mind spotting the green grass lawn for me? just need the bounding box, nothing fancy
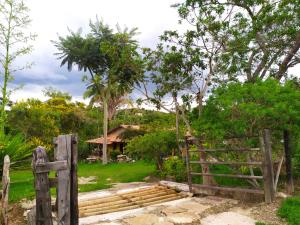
[7,161,155,203]
[278,195,300,225]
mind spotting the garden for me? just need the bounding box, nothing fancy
[1,0,300,224]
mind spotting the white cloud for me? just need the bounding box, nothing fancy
[9,0,184,102]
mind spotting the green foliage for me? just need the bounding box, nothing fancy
[173,0,300,81]
[278,196,300,225]
[0,134,31,170]
[0,0,36,134]
[161,156,186,182]
[7,95,100,158]
[193,79,300,141]
[110,150,119,161]
[125,131,177,170]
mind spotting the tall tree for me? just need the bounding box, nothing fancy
[141,40,215,185]
[173,0,300,82]
[0,0,36,134]
[54,19,144,164]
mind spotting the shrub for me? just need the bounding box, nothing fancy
[110,150,119,161]
[161,156,186,182]
[125,131,177,171]
[0,134,32,170]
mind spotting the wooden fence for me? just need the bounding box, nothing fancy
[32,134,78,225]
[185,129,278,203]
[1,155,10,225]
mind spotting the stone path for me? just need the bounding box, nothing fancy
[81,195,258,225]
[21,181,286,225]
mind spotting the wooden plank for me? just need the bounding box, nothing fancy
[274,156,284,192]
[70,134,79,225]
[190,172,263,179]
[79,186,171,207]
[1,155,10,225]
[56,135,71,225]
[80,190,177,211]
[190,161,262,166]
[81,193,179,214]
[185,136,192,192]
[34,161,67,173]
[33,147,53,225]
[189,148,260,153]
[192,184,264,194]
[263,129,275,202]
[283,130,294,194]
[80,195,182,217]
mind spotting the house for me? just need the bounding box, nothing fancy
[86,125,140,158]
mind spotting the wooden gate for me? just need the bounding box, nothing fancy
[32,134,78,225]
[185,129,276,203]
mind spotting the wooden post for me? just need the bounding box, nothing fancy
[1,155,10,225]
[283,130,294,194]
[33,147,53,225]
[56,135,71,225]
[185,137,192,192]
[70,134,79,225]
[260,129,275,203]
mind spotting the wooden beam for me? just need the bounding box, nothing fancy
[1,155,10,225]
[33,147,53,225]
[34,161,67,173]
[283,130,294,194]
[189,148,260,153]
[70,134,79,225]
[56,135,71,225]
[260,129,275,203]
[190,172,263,179]
[190,161,262,166]
[193,184,264,195]
[185,136,192,192]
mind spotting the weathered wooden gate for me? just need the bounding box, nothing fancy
[32,134,78,225]
[185,129,277,203]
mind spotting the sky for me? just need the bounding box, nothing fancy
[10,0,184,103]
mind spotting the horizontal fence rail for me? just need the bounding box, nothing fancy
[190,172,263,180]
[189,161,263,166]
[185,129,275,203]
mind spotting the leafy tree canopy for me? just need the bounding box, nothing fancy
[193,79,300,141]
[169,0,300,82]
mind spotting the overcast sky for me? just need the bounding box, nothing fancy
[11,0,183,103]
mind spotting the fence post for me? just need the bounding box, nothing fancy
[1,155,10,225]
[184,136,192,192]
[56,135,71,225]
[70,134,79,225]
[260,129,275,203]
[283,130,294,194]
[33,147,53,225]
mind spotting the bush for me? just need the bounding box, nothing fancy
[77,141,92,160]
[0,134,32,170]
[161,156,186,182]
[278,196,300,225]
[110,150,119,161]
[125,131,177,171]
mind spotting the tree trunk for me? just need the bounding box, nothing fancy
[102,97,108,165]
[0,3,13,136]
[173,95,180,155]
[283,130,294,194]
[178,105,216,185]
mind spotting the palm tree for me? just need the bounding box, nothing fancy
[53,18,144,164]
